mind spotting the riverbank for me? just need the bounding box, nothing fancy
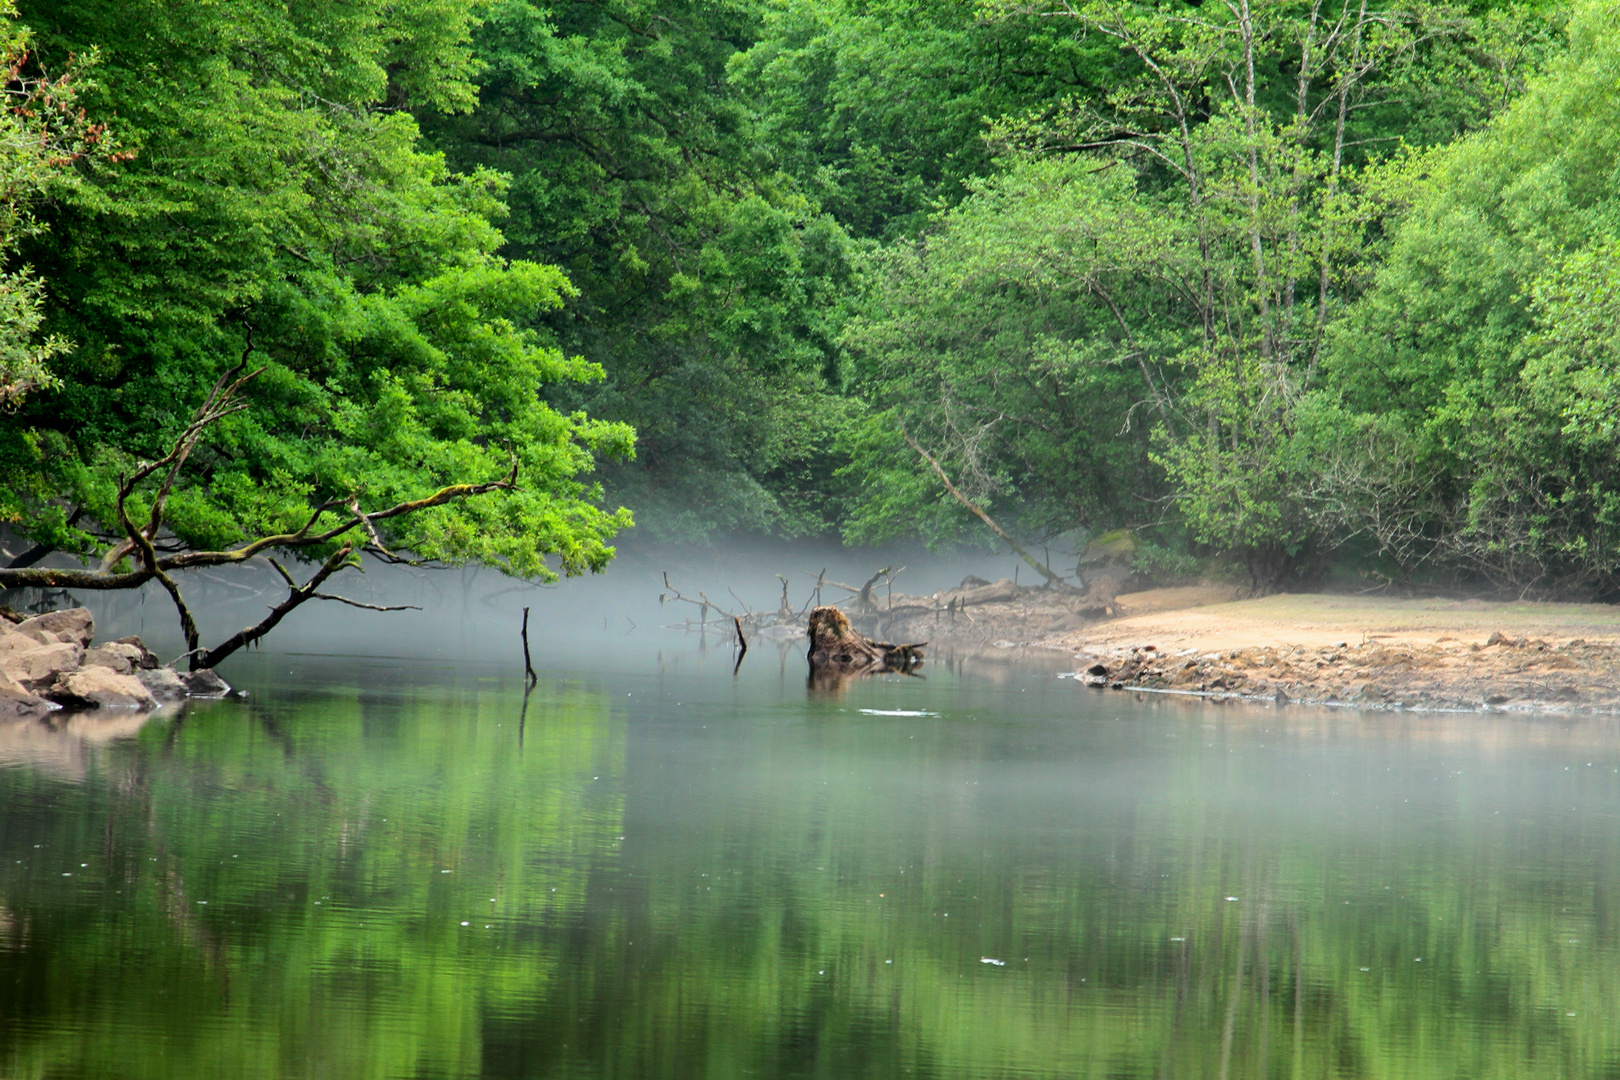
[875,585,1620,714]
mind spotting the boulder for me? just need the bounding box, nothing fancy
[15,624,60,646]
[0,682,54,717]
[82,643,143,675]
[0,627,41,655]
[182,668,232,698]
[136,666,187,701]
[21,607,94,648]
[0,642,84,687]
[113,636,162,670]
[44,667,159,711]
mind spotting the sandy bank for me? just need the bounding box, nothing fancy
[1049,592,1620,714]
[873,585,1620,714]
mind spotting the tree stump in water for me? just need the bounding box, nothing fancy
[807,605,925,677]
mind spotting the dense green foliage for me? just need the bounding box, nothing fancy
[4,0,1616,596]
[3,0,632,592]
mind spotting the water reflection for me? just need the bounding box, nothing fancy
[1,653,1618,1078]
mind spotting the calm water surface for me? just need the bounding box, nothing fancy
[2,640,1619,1078]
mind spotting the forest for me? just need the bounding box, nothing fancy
[0,0,1613,599]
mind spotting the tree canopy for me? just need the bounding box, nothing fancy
[4,0,1614,626]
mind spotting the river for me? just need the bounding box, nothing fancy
[2,581,1619,1078]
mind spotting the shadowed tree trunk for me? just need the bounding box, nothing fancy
[806,606,925,694]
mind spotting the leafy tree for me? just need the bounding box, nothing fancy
[0,0,634,664]
[0,1,119,407]
[839,160,1177,547]
[424,0,860,539]
[1324,0,1620,593]
[729,0,1124,241]
[840,0,1560,588]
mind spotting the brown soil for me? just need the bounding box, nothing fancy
[870,585,1620,714]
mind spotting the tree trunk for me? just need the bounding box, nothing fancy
[806,606,924,690]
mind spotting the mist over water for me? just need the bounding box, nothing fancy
[5,543,1620,1078]
[69,538,1041,678]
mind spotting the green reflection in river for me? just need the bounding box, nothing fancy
[0,674,624,1080]
[2,660,1619,1079]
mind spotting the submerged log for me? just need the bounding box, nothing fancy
[807,605,925,673]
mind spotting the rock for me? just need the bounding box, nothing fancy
[82,643,145,675]
[0,682,53,717]
[113,636,162,669]
[16,624,62,646]
[1485,631,1520,648]
[44,668,158,711]
[182,668,232,698]
[136,666,187,701]
[20,607,94,648]
[1078,528,1137,569]
[0,626,41,655]
[0,642,84,687]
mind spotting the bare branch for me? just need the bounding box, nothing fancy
[307,593,422,612]
[197,544,357,670]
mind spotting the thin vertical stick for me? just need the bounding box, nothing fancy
[521,606,537,687]
[732,614,747,677]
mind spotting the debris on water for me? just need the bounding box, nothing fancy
[859,709,937,717]
[1226,896,1239,901]
[981,958,1006,966]
[1170,937,1186,942]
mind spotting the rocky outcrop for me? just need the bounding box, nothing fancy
[0,607,232,713]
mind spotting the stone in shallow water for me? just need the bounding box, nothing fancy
[182,668,232,698]
[0,681,53,717]
[46,668,158,711]
[137,667,187,701]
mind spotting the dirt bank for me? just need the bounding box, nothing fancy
[873,585,1620,714]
